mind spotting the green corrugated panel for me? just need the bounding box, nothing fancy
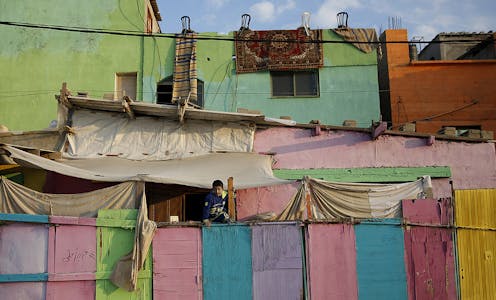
[96,209,152,300]
[274,166,451,182]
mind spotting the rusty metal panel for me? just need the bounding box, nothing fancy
[153,227,202,300]
[457,229,496,300]
[202,224,252,300]
[455,189,496,229]
[252,223,303,300]
[402,198,452,225]
[306,223,358,300]
[404,226,457,300]
[355,220,407,300]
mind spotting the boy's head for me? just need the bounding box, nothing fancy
[212,180,224,196]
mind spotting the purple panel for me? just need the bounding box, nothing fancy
[252,224,303,300]
[402,198,452,225]
[0,223,48,274]
[153,227,202,300]
[0,282,46,299]
[306,224,358,300]
[404,227,457,300]
[46,281,95,300]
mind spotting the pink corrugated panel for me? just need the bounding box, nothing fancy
[306,224,358,300]
[153,227,202,300]
[46,223,96,300]
[0,223,48,274]
[404,227,457,300]
[402,198,452,225]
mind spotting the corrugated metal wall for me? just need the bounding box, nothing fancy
[455,189,496,300]
[96,210,152,300]
[306,223,358,300]
[355,219,408,300]
[153,227,202,300]
[0,221,49,299]
[252,223,303,300]
[202,224,252,300]
[46,217,96,300]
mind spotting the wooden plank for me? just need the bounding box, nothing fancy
[227,177,235,220]
[49,216,97,226]
[274,166,451,182]
[0,273,48,282]
[0,213,49,223]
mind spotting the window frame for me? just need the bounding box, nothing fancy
[270,70,320,98]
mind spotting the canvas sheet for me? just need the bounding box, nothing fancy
[3,145,287,189]
[65,110,255,161]
[278,176,432,220]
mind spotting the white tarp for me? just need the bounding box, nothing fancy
[277,176,433,220]
[65,110,255,160]
[4,145,287,189]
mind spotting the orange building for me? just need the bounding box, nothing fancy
[378,29,496,136]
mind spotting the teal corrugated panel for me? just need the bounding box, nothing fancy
[202,224,252,300]
[355,221,407,300]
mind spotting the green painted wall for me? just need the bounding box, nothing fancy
[0,0,173,131]
[193,30,380,126]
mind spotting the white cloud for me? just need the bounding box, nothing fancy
[250,1,276,23]
[277,0,296,14]
[313,0,362,28]
[206,0,230,9]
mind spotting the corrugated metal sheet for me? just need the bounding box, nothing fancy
[402,198,452,225]
[153,227,202,300]
[202,224,252,300]
[457,229,496,300]
[252,223,303,300]
[306,223,358,300]
[355,220,407,300]
[46,222,96,300]
[455,189,496,300]
[455,189,496,228]
[96,209,152,300]
[404,227,456,300]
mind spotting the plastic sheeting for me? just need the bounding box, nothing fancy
[278,176,432,220]
[4,145,287,189]
[0,177,137,217]
[66,110,255,161]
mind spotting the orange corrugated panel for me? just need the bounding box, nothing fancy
[455,189,496,229]
[455,189,496,300]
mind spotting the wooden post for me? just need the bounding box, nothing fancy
[227,177,236,221]
[304,178,312,220]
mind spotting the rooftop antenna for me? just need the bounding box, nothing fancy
[301,12,311,36]
[239,14,251,35]
[337,12,348,28]
[181,16,193,34]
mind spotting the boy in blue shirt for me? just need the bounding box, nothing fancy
[202,180,231,225]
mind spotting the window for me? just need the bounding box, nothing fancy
[271,70,319,97]
[157,76,204,107]
[115,72,137,100]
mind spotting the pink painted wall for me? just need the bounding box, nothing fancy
[153,227,202,300]
[46,221,96,300]
[306,224,358,300]
[255,128,496,190]
[0,223,48,274]
[402,199,452,226]
[404,227,457,300]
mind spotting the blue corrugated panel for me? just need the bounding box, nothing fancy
[0,213,49,223]
[355,222,407,300]
[202,224,252,300]
[0,273,48,282]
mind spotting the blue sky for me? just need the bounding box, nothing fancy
[158,0,495,42]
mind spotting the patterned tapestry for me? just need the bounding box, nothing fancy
[235,28,323,74]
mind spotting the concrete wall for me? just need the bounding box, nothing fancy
[236,127,496,219]
[0,0,173,131]
[180,30,381,127]
[379,29,496,134]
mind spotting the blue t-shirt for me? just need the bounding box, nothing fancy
[202,190,228,220]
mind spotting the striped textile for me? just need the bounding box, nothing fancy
[172,34,197,103]
[332,28,378,53]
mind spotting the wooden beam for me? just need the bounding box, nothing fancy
[122,96,135,119]
[227,177,236,221]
